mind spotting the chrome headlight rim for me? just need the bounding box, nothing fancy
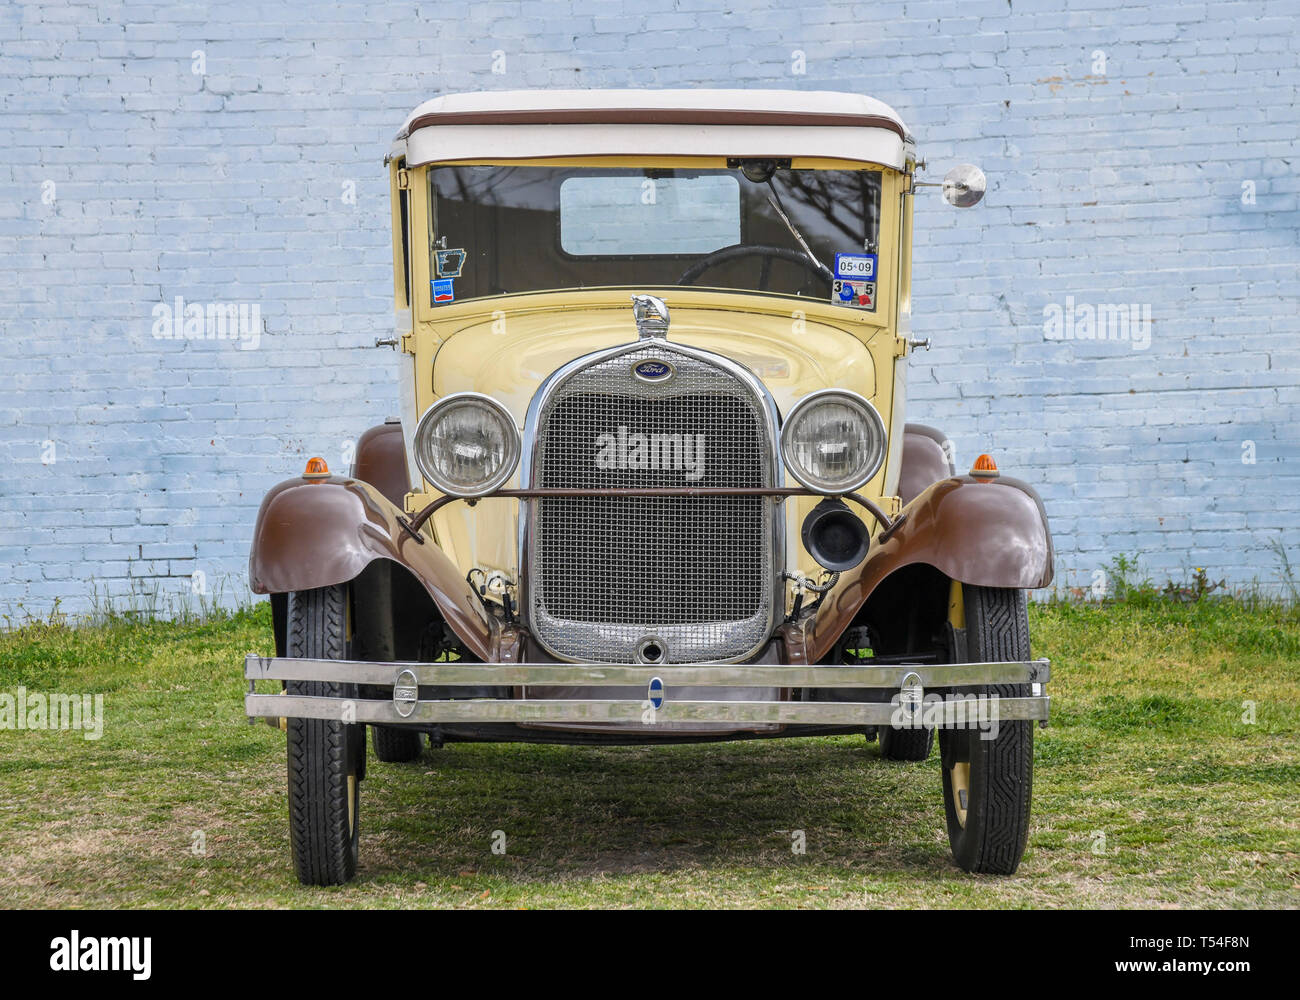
[413,391,521,498]
[780,388,888,495]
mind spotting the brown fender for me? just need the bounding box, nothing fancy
[899,423,955,506]
[351,419,412,507]
[806,474,1054,662]
[248,475,495,661]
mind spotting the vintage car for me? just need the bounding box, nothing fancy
[244,90,1054,885]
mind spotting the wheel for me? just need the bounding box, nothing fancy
[372,726,423,763]
[286,584,363,886]
[879,724,934,761]
[939,585,1034,874]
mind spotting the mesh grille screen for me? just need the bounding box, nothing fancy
[529,345,774,663]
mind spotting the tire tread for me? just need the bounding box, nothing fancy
[286,585,359,886]
[943,585,1033,875]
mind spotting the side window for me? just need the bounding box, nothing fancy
[399,187,411,306]
[898,183,913,318]
[390,160,411,309]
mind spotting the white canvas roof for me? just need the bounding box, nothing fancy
[392,89,912,171]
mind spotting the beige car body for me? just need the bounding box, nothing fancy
[385,91,918,597]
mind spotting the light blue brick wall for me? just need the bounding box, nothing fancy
[2,0,1298,616]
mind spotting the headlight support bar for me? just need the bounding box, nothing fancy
[399,486,906,543]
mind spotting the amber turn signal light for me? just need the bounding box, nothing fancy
[303,457,330,478]
[970,453,999,479]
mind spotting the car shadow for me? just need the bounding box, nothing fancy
[357,735,954,880]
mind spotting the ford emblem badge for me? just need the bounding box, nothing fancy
[632,359,674,383]
[393,668,419,718]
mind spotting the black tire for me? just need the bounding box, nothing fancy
[286,584,362,886]
[372,726,423,763]
[879,724,934,761]
[939,585,1033,874]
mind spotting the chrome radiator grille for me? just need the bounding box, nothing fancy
[528,344,775,663]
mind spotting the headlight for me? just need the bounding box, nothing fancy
[780,389,887,494]
[413,392,521,497]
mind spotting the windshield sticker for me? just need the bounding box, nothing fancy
[431,278,455,304]
[834,252,877,281]
[833,279,876,311]
[435,248,466,278]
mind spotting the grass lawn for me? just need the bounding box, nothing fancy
[1,599,1297,908]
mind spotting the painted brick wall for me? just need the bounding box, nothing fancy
[2,0,1297,617]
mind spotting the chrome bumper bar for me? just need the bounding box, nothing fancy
[244,655,1051,728]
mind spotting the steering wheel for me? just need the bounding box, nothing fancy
[677,243,832,292]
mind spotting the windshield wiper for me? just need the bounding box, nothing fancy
[766,179,834,283]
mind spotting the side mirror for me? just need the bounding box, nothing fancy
[941,164,986,207]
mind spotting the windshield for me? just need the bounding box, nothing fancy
[427,164,882,307]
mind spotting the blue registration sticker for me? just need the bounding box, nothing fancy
[431,278,455,304]
[835,253,877,280]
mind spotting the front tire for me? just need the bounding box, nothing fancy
[286,584,363,886]
[939,585,1033,875]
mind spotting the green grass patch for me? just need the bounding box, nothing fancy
[0,599,1297,908]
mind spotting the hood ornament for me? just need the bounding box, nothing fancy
[631,294,669,340]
